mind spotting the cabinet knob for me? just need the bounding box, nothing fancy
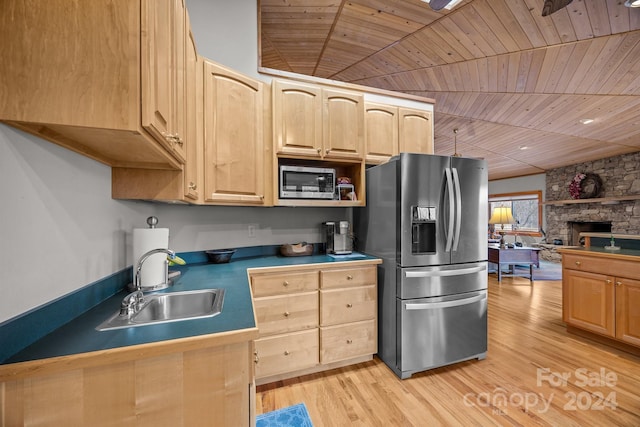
[606,280,612,284]
[616,281,622,286]
[575,261,581,266]
[346,303,353,308]
[347,275,353,280]
[346,339,353,344]
[283,281,289,287]
[283,311,290,317]
[325,148,330,154]
[284,350,290,356]
[174,135,183,146]
[316,148,321,153]
[188,182,197,190]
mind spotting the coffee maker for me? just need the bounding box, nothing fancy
[324,221,353,254]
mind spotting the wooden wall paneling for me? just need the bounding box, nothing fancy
[24,370,84,425]
[135,353,184,425]
[83,361,136,425]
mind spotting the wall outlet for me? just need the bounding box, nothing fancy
[248,224,258,238]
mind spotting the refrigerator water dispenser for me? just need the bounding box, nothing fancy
[411,206,436,254]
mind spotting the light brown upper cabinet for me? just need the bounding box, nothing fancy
[0,0,188,170]
[364,103,399,164]
[111,13,202,203]
[273,80,323,158]
[203,61,269,206]
[273,80,364,161]
[142,0,187,163]
[398,108,434,155]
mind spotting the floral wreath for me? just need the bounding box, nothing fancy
[569,173,585,199]
[569,172,602,199]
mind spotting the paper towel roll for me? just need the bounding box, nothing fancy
[132,228,169,289]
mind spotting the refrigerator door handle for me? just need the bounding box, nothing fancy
[451,167,462,251]
[444,168,455,252]
[405,292,487,310]
[404,264,487,278]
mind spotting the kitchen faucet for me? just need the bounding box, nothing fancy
[133,248,177,292]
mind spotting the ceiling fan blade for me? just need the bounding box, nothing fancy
[542,0,574,16]
[428,0,452,11]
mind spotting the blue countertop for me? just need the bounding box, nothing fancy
[2,252,379,366]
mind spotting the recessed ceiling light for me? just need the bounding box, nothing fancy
[420,0,464,10]
[625,0,640,7]
[580,119,594,124]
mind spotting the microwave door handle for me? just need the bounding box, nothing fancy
[405,292,486,310]
[451,167,462,251]
[444,168,455,252]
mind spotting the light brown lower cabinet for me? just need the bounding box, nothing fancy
[250,261,379,385]
[561,251,640,349]
[0,333,257,426]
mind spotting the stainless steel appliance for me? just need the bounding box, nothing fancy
[324,221,353,254]
[279,165,335,199]
[354,153,488,379]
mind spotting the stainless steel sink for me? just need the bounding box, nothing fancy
[97,289,225,331]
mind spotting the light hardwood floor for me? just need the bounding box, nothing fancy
[256,275,640,426]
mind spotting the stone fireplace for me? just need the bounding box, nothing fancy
[544,152,640,246]
[567,221,611,246]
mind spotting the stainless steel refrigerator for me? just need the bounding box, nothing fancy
[354,153,488,379]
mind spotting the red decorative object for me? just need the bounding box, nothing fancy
[569,173,586,199]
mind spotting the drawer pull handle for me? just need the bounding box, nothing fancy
[283,281,289,287]
[347,275,353,280]
[606,280,612,284]
[346,339,353,344]
[346,303,353,308]
[616,281,622,286]
[284,350,290,356]
[575,261,581,266]
[284,311,290,317]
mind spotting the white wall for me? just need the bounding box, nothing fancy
[0,125,153,322]
[187,0,259,78]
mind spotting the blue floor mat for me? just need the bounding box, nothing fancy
[256,403,313,427]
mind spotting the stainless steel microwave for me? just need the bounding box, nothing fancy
[279,165,336,199]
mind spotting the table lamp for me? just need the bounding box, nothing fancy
[489,207,516,249]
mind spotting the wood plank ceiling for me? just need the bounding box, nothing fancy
[260,0,640,180]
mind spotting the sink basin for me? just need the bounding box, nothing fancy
[97,289,225,331]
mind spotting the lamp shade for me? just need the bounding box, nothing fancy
[489,207,516,225]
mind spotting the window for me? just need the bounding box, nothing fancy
[489,191,542,236]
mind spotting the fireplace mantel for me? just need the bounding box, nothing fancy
[542,195,640,206]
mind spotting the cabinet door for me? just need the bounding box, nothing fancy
[563,269,615,337]
[203,61,265,205]
[273,80,323,157]
[365,103,398,164]
[172,0,187,162]
[399,108,433,154]
[183,24,200,201]
[615,277,640,347]
[141,0,182,160]
[323,88,364,160]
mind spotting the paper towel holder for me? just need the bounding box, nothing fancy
[147,216,158,229]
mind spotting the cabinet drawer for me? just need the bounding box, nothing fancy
[254,329,319,379]
[321,266,376,289]
[251,270,319,297]
[320,285,376,326]
[563,253,640,277]
[320,320,376,364]
[254,292,318,337]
